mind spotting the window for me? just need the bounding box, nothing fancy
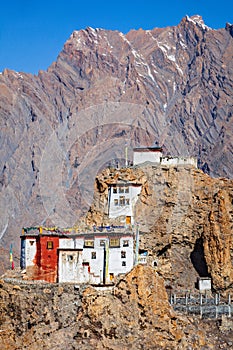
[121,251,126,258]
[113,187,117,194]
[47,241,53,249]
[125,198,130,205]
[67,255,73,262]
[84,240,94,248]
[100,240,106,246]
[122,261,126,266]
[125,187,129,193]
[29,240,35,246]
[114,199,118,206]
[109,238,120,248]
[91,252,96,259]
[119,187,124,193]
[123,240,129,247]
[119,196,125,206]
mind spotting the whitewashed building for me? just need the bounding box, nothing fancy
[133,146,197,168]
[20,227,134,284]
[108,183,142,223]
[133,146,163,165]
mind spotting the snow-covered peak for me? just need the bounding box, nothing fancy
[186,15,211,30]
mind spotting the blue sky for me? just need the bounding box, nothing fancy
[0,0,232,74]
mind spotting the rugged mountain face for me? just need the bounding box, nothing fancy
[0,15,233,269]
[86,165,233,293]
[1,265,233,349]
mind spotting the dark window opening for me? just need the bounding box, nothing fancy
[119,196,125,206]
[123,240,129,247]
[68,255,73,262]
[122,261,126,266]
[119,187,124,193]
[121,251,126,258]
[91,252,96,259]
[113,187,117,194]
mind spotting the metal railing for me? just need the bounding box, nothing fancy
[169,292,232,319]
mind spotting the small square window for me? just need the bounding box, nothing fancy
[123,240,129,247]
[100,240,105,246]
[125,187,129,193]
[67,255,73,262]
[47,241,53,249]
[114,199,118,206]
[119,187,124,193]
[91,252,96,259]
[113,187,117,194]
[122,261,126,266]
[29,240,35,246]
[125,198,130,205]
[121,251,126,258]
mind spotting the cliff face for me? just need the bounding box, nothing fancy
[0,15,233,269]
[1,265,230,349]
[86,165,233,293]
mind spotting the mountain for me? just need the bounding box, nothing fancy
[0,15,233,269]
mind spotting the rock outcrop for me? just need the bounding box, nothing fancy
[86,165,233,293]
[1,265,232,349]
[0,15,233,272]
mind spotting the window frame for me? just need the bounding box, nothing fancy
[47,241,53,249]
[91,252,96,259]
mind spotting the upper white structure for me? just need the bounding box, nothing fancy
[108,183,142,222]
[133,146,163,165]
[133,146,197,168]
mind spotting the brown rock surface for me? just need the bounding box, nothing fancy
[86,165,233,293]
[2,265,232,349]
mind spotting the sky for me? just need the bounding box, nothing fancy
[0,0,232,74]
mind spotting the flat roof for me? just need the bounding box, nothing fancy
[133,146,163,152]
[21,231,134,239]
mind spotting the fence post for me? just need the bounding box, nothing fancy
[228,294,231,305]
[215,306,218,319]
[173,293,176,305]
[228,305,231,318]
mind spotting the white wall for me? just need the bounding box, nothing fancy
[161,156,197,167]
[108,184,141,220]
[25,238,37,266]
[108,237,134,278]
[58,235,134,284]
[133,151,162,165]
[58,250,83,283]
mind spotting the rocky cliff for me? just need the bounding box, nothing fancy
[1,265,232,349]
[86,164,233,293]
[0,15,233,270]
